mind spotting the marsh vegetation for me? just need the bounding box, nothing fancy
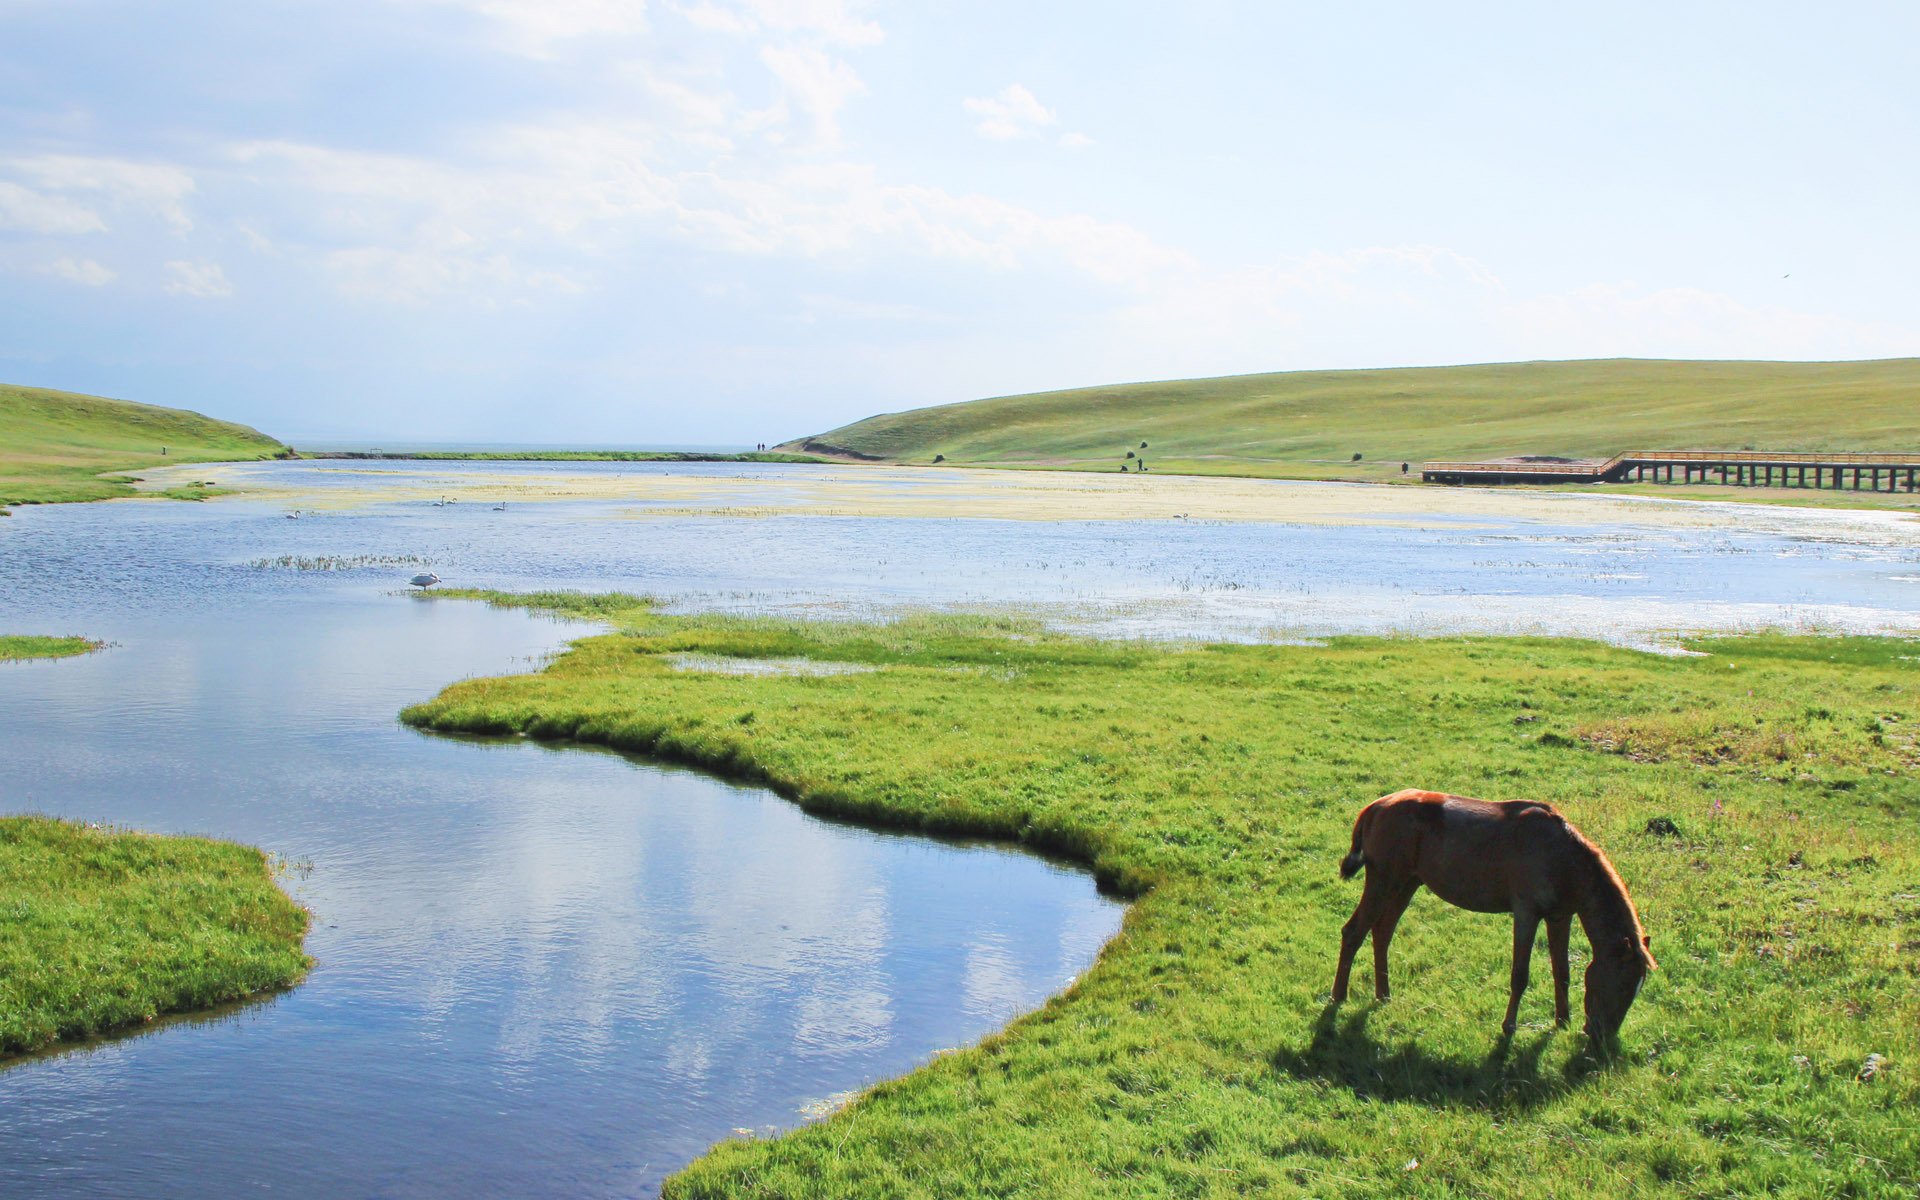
[406,591,1917,1197]
[0,816,311,1057]
[0,634,100,661]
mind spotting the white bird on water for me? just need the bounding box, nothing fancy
[409,572,441,589]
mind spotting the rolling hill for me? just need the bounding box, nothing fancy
[0,383,290,506]
[785,358,1920,482]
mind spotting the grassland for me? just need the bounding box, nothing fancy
[0,816,311,1057]
[0,382,290,508]
[403,591,1918,1198]
[787,358,1920,487]
[0,634,101,661]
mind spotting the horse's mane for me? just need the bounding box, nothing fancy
[1568,823,1654,966]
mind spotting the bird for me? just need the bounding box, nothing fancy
[492,501,507,511]
[284,510,301,519]
[409,572,441,589]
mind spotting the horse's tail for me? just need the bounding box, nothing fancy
[1339,802,1374,880]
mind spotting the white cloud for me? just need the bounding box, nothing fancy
[677,0,881,46]
[38,256,115,286]
[0,179,105,234]
[217,112,1188,303]
[7,155,196,234]
[963,84,1055,141]
[407,0,651,56]
[1057,131,1094,150]
[165,259,232,298]
[756,45,864,144]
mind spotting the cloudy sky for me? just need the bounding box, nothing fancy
[2,1,1915,443]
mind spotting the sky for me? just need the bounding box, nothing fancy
[1,0,1916,444]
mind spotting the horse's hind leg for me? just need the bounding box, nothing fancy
[1333,871,1392,1003]
[1503,910,1542,1034]
[1546,915,1572,1027]
[1369,880,1418,1001]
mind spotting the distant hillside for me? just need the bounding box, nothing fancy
[786,358,1920,482]
[0,384,290,506]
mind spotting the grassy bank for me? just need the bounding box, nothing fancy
[0,382,290,508]
[0,816,311,1057]
[788,358,1920,488]
[403,591,1917,1198]
[0,634,101,661]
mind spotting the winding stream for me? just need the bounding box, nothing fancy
[0,488,1122,1199]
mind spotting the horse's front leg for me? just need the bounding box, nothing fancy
[1546,914,1572,1027]
[1503,910,1542,1034]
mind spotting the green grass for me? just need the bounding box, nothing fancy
[0,634,101,661]
[402,590,1919,1198]
[0,816,312,1057]
[0,382,291,508]
[788,358,1920,488]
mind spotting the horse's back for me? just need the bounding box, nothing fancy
[1362,790,1579,913]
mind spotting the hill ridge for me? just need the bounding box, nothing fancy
[784,357,1920,483]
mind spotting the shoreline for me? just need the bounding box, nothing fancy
[128,457,1920,532]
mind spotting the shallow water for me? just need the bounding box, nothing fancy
[0,491,1122,1199]
[3,461,1918,1197]
[149,459,1920,646]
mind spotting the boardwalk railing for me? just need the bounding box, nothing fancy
[1423,451,1920,491]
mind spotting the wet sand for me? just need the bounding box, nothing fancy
[132,460,1920,542]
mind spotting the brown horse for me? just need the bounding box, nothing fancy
[1332,788,1655,1041]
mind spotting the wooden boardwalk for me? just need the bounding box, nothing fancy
[1423,450,1920,491]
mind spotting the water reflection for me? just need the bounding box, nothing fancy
[0,497,1122,1199]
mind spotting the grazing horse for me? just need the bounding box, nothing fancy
[1332,789,1655,1040]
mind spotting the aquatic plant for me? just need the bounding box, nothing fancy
[246,554,436,571]
[0,635,101,661]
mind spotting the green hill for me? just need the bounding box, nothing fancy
[786,358,1920,482]
[1,383,290,507]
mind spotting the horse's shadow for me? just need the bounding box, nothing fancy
[1270,1002,1608,1111]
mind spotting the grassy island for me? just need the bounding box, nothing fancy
[403,591,1917,1198]
[0,382,290,508]
[0,634,101,661]
[0,816,311,1057]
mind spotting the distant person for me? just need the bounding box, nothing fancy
[1401,462,1409,475]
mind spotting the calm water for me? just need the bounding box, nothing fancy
[2,461,1918,1197]
[0,485,1123,1199]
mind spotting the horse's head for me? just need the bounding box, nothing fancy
[1583,932,1655,1042]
